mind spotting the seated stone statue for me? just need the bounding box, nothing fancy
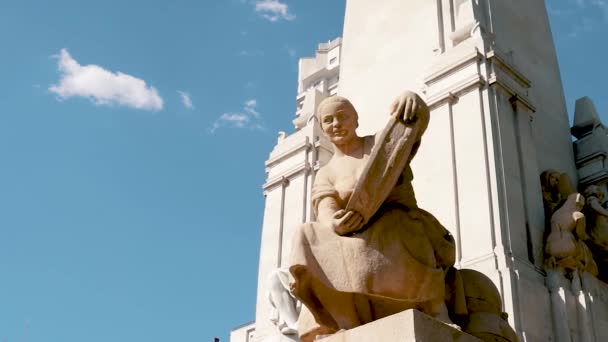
[288,91,457,341]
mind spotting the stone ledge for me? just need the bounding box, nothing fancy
[318,310,480,342]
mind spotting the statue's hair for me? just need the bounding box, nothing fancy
[540,169,560,191]
[315,96,358,124]
[584,185,603,200]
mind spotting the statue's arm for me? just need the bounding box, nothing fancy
[574,212,588,240]
[317,196,364,235]
[589,196,608,217]
[316,196,341,228]
[312,167,358,233]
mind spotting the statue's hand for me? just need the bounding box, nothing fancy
[389,90,427,123]
[332,209,364,235]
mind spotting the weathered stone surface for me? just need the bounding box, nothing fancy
[545,193,597,275]
[268,268,300,335]
[288,92,517,342]
[345,114,419,226]
[289,93,456,341]
[319,310,480,342]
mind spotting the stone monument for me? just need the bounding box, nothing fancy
[287,91,516,342]
[230,1,608,342]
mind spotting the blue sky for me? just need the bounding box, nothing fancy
[0,1,606,341]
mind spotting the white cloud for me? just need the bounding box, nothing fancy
[210,99,263,133]
[177,90,194,109]
[49,49,163,111]
[244,99,259,117]
[570,0,608,19]
[255,0,295,22]
[592,0,608,20]
[549,0,608,37]
[238,49,264,57]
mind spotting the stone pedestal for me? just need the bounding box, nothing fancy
[320,310,480,342]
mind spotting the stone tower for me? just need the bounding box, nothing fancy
[230,39,342,342]
[338,1,575,341]
[232,2,608,342]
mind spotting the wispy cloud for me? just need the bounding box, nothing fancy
[177,91,194,109]
[573,0,608,14]
[238,49,264,57]
[592,0,608,20]
[49,49,163,111]
[255,0,295,22]
[210,99,263,133]
[548,0,608,37]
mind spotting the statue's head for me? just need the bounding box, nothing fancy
[316,96,359,145]
[540,169,560,191]
[584,185,604,202]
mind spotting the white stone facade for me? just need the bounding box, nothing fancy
[231,38,341,342]
[337,1,577,341]
[293,38,342,130]
[230,322,255,342]
[233,1,608,341]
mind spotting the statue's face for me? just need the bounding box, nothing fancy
[549,173,559,188]
[320,104,358,145]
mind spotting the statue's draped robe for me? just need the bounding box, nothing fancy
[289,135,456,338]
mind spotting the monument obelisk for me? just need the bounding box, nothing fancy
[338,1,574,341]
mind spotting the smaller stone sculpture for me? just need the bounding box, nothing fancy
[540,170,575,218]
[452,269,518,342]
[267,268,300,335]
[545,193,598,275]
[582,185,608,281]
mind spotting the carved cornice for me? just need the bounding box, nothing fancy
[426,73,486,108]
[578,170,608,188]
[423,47,485,108]
[422,45,536,113]
[487,50,536,113]
[574,150,607,167]
[486,50,531,88]
[265,137,312,168]
[424,48,483,85]
[263,162,311,192]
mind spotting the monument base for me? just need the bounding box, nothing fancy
[262,333,298,342]
[318,310,480,342]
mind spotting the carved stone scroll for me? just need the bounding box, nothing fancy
[345,115,419,225]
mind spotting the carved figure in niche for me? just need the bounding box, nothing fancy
[267,268,300,335]
[287,91,516,342]
[545,193,598,275]
[582,185,608,281]
[540,170,576,218]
